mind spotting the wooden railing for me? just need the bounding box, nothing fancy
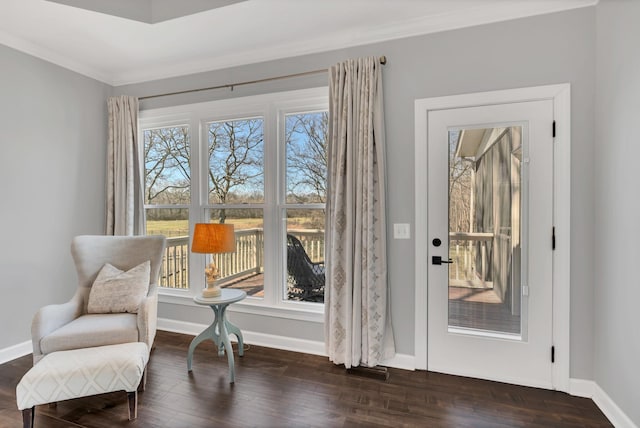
[287,229,324,263]
[159,229,323,289]
[211,228,264,283]
[448,232,493,284]
[161,236,189,289]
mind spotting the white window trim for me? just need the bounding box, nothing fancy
[139,87,328,323]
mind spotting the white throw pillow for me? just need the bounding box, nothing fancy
[87,261,151,314]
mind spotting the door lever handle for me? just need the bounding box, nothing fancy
[432,256,453,265]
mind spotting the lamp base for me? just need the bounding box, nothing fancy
[202,283,221,298]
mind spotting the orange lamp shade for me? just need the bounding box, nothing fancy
[191,223,236,254]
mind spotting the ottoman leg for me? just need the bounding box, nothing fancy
[127,391,138,420]
[22,407,34,428]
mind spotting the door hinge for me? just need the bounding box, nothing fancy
[551,346,555,363]
[552,120,556,138]
[552,227,556,250]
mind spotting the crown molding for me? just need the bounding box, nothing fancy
[3,0,598,86]
[111,0,598,86]
[0,30,113,84]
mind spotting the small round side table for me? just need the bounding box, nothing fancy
[187,288,246,383]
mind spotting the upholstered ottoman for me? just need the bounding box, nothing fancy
[16,342,149,428]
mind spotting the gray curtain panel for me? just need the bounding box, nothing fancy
[106,95,145,236]
[325,56,395,368]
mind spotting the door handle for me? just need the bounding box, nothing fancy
[432,256,453,265]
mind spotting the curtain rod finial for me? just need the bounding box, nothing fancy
[379,56,387,65]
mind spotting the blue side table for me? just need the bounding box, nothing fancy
[187,288,246,383]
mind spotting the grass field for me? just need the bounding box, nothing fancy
[146,217,321,237]
[146,220,189,237]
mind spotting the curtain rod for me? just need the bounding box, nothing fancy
[139,56,386,101]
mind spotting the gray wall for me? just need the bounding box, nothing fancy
[117,7,597,379]
[0,45,110,350]
[4,4,638,421]
[594,0,640,425]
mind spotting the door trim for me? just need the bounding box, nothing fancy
[414,84,571,392]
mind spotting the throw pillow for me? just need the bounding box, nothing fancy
[87,261,151,314]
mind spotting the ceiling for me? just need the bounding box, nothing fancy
[0,0,596,86]
[45,0,250,24]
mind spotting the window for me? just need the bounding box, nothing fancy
[284,112,327,303]
[140,88,328,318]
[206,118,265,298]
[143,125,190,289]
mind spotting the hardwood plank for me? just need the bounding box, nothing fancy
[0,330,612,427]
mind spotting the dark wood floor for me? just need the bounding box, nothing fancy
[1,330,611,427]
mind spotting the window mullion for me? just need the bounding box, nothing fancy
[187,117,204,297]
[262,103,279,307]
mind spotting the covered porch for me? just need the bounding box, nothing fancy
[447,126,523,334]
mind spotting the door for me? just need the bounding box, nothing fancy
[427,100,554,388]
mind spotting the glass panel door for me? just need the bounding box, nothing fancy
[426,97,554,388]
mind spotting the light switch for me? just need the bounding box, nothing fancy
[393,223,410,239]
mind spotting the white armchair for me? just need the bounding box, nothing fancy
[31,235,166,364]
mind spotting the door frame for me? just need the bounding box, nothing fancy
[413,84,571,392]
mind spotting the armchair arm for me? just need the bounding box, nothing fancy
[137,283,159,350]
[31,291,83,363]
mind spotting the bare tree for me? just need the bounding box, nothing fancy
[208,119,264,222]
[285,112,327,203]
[448,131,473,233]
[144,126,190,205]
[143,114,328,226]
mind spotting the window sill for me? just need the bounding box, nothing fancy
[158,292,324,324]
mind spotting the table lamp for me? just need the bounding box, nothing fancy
[191,223,236,298]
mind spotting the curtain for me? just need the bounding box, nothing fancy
[106,95,145,236]
[324,56,395,368]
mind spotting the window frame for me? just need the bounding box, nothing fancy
[139,87,328,323]
[279,107,328,307]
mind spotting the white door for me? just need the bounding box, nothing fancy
[427,100,554,388]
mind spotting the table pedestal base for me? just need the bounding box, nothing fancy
[187,291,245,383]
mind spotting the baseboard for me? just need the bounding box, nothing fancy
[242,331,327,356]
[157,317,326,356]
[381,353,416,371]
[157,317,213,337]
[569,378,596,398]
[0,340,32,365]
[157,318,415,370]
[592,383,638,428]
[570,378,638,428]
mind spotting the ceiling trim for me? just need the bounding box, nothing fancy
[1,0,598,86]
[45,0,248,24]
[112,0,597,86]
[0,29,112,84]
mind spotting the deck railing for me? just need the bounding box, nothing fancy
[161,236,189,289]
[211,228,264,283]
[287,229,325,263]
[159,229,324,289]
[448,232,493,284]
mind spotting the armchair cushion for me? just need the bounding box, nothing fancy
[87,261,150,314]
[40,313,138,355]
